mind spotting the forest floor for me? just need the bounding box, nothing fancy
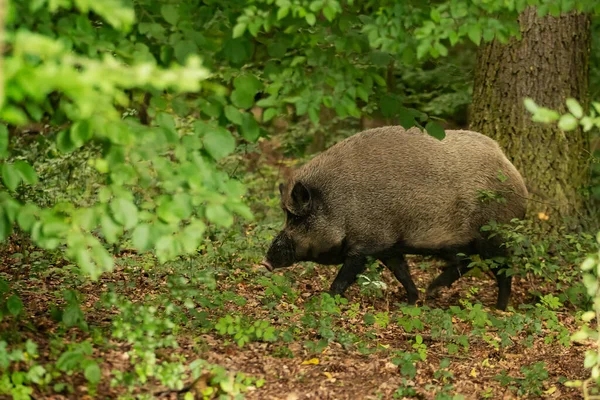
[1,243,594,400]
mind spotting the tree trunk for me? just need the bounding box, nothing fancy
[470,7,592,230]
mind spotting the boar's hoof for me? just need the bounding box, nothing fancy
[425,286,442,300]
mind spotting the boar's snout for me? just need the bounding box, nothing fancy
[263,231,296,270]
[260,259,273,271]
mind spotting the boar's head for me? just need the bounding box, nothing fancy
[261,180,345,271]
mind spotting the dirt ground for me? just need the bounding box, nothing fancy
[0,249,594,400]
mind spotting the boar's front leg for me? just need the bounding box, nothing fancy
[380,256,419,305]
[328,255,367,297]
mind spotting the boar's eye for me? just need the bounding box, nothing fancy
[285,208,303,224]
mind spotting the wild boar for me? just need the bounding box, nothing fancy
[261,126,528,310]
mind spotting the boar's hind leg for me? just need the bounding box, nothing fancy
[492,268,511,311]
[328,255,367,297]
[425,258,470,299]
[380,256,418,305]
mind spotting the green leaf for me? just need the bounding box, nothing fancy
[84,362,101,384]
[240,114,260,142]
[0,210,12,241]
[323,5,336,21]
[100,214,121,244]
[161,4,179,25]
[523,98,539,114]
[310,0,323,12]
[70,120,93,147]
[27,365,46,384]
[174,40,199,64]
[0,125,8,159]
[291,56,306,66]
[206,204,234,227]
[232,74,261,109]
[467,24,482,46]
[531,107,560,123]
[62,304,83,327]
[203,128,236,160]
[308,107,319,125]
[234,74,262,94]
[277,6,290,20]
[7,294,23,316]
[14,161,38,185]
[398,107,416,129]
[57,350,84,372]
[156,112,178,143]
[0,279,8,295]
[233,23,247,39]
[380,94,399,118]
[57,130,77,153]
[566,98,583,119]
[231,89,255,109]
[449,31,459,46]
[306,13,316,25]
[132,223,151,251]
[263,108,278,122]
[197,98,222,118]
[558,114,578,131]
[91,243,114,275]
[155,235,178,263]
[1,163,22,191]
[224,105,243,125]
[110,198,138,230]
[180,220,206,253]
[425,121,446,140]
[416,40,431,60]
[17,204,38,231]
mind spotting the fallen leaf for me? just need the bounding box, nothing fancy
[301,358,319,365]
[470,367,477,378]
[482,358,495,368]
[545,386,557,395]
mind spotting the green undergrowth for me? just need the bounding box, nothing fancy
[1,157,599,399]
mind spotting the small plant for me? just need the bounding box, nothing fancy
[105,293,186,393]
[357,260,388,298]
[187,358,265,399]
[301,292,347,348]
[374,311,390,329]
[411,335,428,361]
[495,361,549,397]
[257,274,299,304]
[0,339,47,400]
[397,305,425,333]
[476,189,507,204]
[393,378,418,398]
[56,341,102,392]
[0,279,24,322]
[214,315,279,347]
[52,290,88,331]
[391,349,425,379]
[568,232,600,397]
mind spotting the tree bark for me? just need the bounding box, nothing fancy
[470,7,592,230]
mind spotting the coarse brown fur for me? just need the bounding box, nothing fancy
[264,126,528,310]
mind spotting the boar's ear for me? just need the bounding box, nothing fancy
[290,181,311,215]
[278,183,284,195]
